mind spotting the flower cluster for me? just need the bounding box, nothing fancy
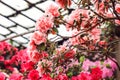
[0,0,120,80]
[26,0,119,79]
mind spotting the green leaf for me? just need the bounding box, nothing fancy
[37,43,46,51]
[53,27,58,34]
[67,72,73,77]
[9,39,13,45]
[100,61,104,65]
[106,64,111,69]
[79,56,85,62]
[50,73,54,78]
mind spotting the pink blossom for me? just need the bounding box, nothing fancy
[90,27,101,40]
[104,58,117,71]
[66,9,81,30]
[0,41,13,54]
[21,61,35,72]
[16,49,29,63]
[28,70,40,80]
[29,51,43,63]
[30,51,48,63]
[69,30,80,45]
[98,2,105,14]
[36,15,53,33]
[31,31,46,45]
[28,40,36,52]
[77,72,92,80]
[45,3,60,17]
[56,74,68,80]
[115,19,120,25]
[98,41,107,47]
[71,76,78,80]
[0,56,4,61]
[55,0,71,8]
[64,49,76,59]
[115,4,120,14]
[102,67,113,78]
[40,74,52,80]
[105,12,113,18]
[37,59,53,76]
[66,9,89,30]
[0,72,6,80]
[82,59,93,71]
[9,73,23,80]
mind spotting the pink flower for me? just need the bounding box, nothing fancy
[31,31,46,45]
[71,76,78,80]
[28,40,36,52]
[56,74,68,80]
[64,50,75,59]
[21,61,35,72]
[90,27,101,40]
[36,15,53,33]
[0,72,6,80]
[29,51,43,63]
[69,30,80,45]
[115,19,120,25]
[98,41,107,47]
[0,56,4,61]
[82,59,93,71]
[104,58,117,71]
[28,70,40,80]
[115,4,120,14]
[40,74,52,80]
[37,59,52,76]
[66,9,89,30]
[9,73,23,80]
[45,3,60,17]
[0,41,12,54]
[55,0,71,8]
[91,67,102,80]
[16,49,29,63]
[98,2,105,14]
[102,67,113,78]
[41,51,49,58]
[78,72,92,80]
[66,9,81,30]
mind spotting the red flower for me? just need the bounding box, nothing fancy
[9,73,23,80]
[21,61,35,72]
[55,0,71,8]
[0,56,4,61]
[16,49,29,63]
[28,70,39,80]
[91,67,102,80]
[78,72,92,80]
[56,74,68,80]
[115,4,120,14]
[71,76,78,80]
[40,74,52,80]
[0,72,6,80]
[64,50,75,59]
